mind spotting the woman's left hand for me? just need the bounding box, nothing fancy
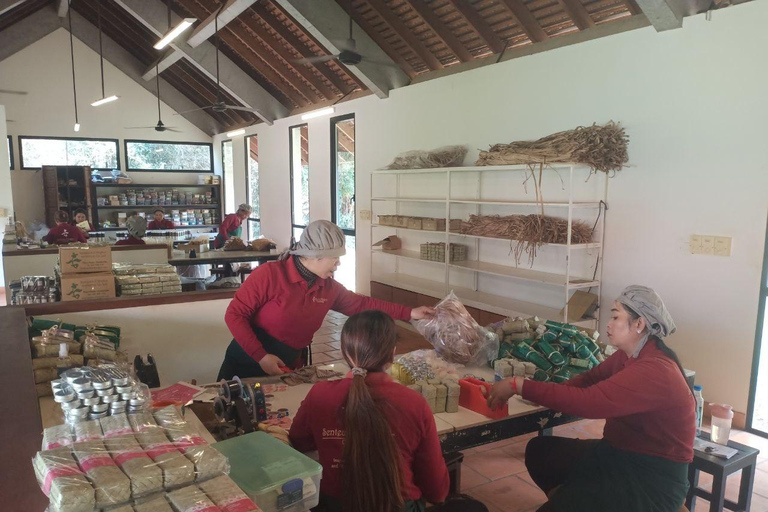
[410,306,436,320]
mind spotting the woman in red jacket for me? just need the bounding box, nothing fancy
[289,310,449,512]
[486,285,695,512]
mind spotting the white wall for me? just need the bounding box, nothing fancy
[1,29,213,226]
[218,1,768,412]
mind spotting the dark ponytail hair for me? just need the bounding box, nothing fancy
[621,304,691,391]
[340,311,404,512]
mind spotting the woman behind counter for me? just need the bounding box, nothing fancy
[44,211,87,245]
[214,203,251,249]
[115,216,147,246]
[486,285,695,512]
[72,209,95,239]
[220,220,434,379]
[147,208,175,230]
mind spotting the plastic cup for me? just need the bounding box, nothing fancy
[710,403,733,445]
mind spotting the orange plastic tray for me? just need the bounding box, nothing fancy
[458,377,508,419]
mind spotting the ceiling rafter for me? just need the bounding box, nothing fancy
[186,0,256,47]
[406,0,473,62]
[445,0,504,53]
[498,0,550,43]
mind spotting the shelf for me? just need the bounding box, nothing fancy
[371,197,446,203]
[92,183,221,188]
[99,225,218,231]
[372,224,447,234]
[372,163,584,174]
[96,204,219,210]
[449,199,600,208]
[372,272,597,327]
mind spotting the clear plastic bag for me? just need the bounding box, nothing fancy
[413,292,499,366]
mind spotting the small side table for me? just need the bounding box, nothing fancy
[686,436,760,512]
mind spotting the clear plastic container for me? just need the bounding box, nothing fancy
[710,403,733,445]
[213,432,322,512]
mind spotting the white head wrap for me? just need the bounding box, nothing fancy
[279,220,346,260]
[616,285,676,358]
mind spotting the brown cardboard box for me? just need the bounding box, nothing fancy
[394,216,409,228]
[422,218,446,231]
[407,217,423,230]
[372,236,402,251]
[60,272,116,302]
[58,246,113,274]
[561,290,599,322]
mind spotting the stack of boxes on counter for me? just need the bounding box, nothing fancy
[113,263,181,296]
[57,246,116,302]
[492,317,606,383]
[30,320,124,397]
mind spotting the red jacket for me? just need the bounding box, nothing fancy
[115,236,146,246]
[523,340,696,463]
[44,224,87,245]
[147,219,175,230]
[225,256,412,363]
[214,214,242,248]
[289,372,450,504]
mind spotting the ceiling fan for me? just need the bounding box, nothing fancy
[293,1,397,69]
[125,65,181,132]
[0,89,27,95]
[175,6,262,116]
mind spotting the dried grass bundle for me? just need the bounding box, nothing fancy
[386,145,468,169]
[476,122,628,173]
[460,214,593,265]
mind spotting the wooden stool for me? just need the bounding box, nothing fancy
[686,436,760,512]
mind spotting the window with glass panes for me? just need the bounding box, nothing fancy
[331,115,355,291]
[289,124,309,241]
[246,135,261,239]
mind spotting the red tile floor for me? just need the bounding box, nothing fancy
[315,312,768,511]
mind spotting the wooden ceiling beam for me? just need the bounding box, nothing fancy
[445,0,504,54]
[557,0,595,30]
[252,2,357,94]
[498,0,550,43]
[406,0,473,62]
[364,0,444,71]
[186,0,257,47]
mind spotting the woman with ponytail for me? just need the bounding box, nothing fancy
[486,285,695,512]
[289,310,449,512]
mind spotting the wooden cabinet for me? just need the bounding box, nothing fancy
[370,281,393,302]
[42,166,93,227]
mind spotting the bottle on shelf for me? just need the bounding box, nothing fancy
[693,385,704,436]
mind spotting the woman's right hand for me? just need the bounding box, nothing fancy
[259,354,287,376]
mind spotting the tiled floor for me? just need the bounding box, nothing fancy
[314,313,768,512]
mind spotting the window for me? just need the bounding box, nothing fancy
[125,140,212,172]
[221,140,234,213]
[748,218,768,437]
[6,135,12,169]
[331,115,356,291]
[289,124,310,240]
[19,136,119,170]
[246,135,261,239]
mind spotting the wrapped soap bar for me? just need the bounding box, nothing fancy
[167,484,219,512]
[434,384,447,413]
[43,423,74,450]
[421,383,437,414]
[73,419,104,443]
[103,434,163,498]
[199,475,261,512]
[445,381,460,413]
[536,340,566,366]
[133,494,175,512]
[512,361,527,377]
[135,429,195,489]
[33,448,95,512]
[72,440,131,507]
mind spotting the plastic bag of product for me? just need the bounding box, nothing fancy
[43,424,74,451]
[413,292,500,366]
[102,434,163,498]
[33,448,95,512]
[130,411,196,490]
[200,475,261,512]
[133,493,175,512]
[167,484,219,512]
[71,440,132,507]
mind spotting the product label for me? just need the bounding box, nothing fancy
[220,497,258,512]
[42,465,83,495]
[277,479,304,509]
[113,450,147,467]
[145,443,179,459]
[104,427,133,438]
[78,453,117,473]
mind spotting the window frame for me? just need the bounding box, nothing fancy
[330,113,355,237]
[7,135,13,170]
[747,215,768,438]
[18,135,120,171]
[245,134,261,240]
[124,139,213,173]
[221,139,234,213]
[289,123,310,233]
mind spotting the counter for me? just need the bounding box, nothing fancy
[2,243,170,282]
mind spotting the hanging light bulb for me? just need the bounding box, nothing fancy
[91,1,119,107]
[68,0,81,132]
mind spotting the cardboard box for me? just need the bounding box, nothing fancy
[422,218,446,231]
[561,290,599,322]
[58,246,113,275]
[177,242,209,254]
[372,236,402,251]
[60,272,116,302]
[394,216,409,228]
[407,217,423,230]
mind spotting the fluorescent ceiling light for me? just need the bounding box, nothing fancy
[91,95,119,107]
[74,123,80,132]
[154,18,196,50]
[301,107,335,121]
[226,128,246,137]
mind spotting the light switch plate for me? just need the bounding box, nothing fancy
[701,236,715,255]
[360,210,372,221]
[689,234,702,254]
[714,236,732,257]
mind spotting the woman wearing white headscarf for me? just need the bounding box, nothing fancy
[219,220,436,379]
[486,285,695,512]
[115,216,147,246]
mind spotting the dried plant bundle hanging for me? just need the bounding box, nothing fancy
[476,122,628,173]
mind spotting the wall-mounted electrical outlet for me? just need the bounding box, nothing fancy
[689,234,702,254]
[714,236,732,256]
[689,234,732,257]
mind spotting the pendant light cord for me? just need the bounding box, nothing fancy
[68,0,78,124]
[98,0,105,98]
[156,65,162,122]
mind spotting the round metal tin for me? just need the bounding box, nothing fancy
[53,389,77,403]
[96,387,116,397]
[90,403,108,413]
[77,389,95,399]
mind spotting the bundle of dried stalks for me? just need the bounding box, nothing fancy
[386,145,468,169]
[460,214,593,265]
[476,122,628,173]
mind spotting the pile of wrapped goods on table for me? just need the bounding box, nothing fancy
[491,316,607,383]
[29,320,124,398]
[112,263,181,297]
[390,351,462,414]
[33,405,260,512]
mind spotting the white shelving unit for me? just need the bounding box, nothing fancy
[370,163,608,328]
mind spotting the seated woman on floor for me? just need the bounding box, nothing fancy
[486,285,695,512]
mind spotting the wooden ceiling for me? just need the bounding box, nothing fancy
[1,0,650,133]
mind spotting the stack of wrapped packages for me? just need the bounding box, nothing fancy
[34,406,260,511]
[29,320,124,398]
[113,264,182,297]
[491,316,606,383]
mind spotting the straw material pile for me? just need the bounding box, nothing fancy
[476,122,628,173]
[386,145,468,169]
[460,214,593,265]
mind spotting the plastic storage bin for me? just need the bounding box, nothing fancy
[213,432,322,512]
